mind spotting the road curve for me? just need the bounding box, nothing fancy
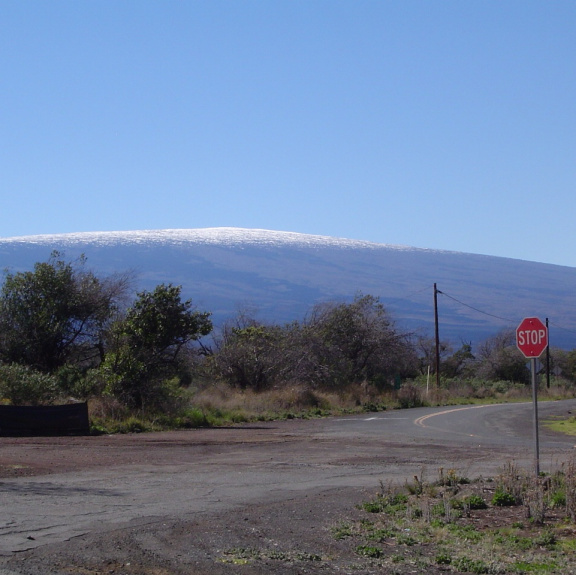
[1,399,575,554]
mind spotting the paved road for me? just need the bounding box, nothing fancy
[1,400,575,555]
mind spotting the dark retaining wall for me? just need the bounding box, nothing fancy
[0,403,90,436]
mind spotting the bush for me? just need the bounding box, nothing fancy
[464,494,488,510]
[492,487,517,507]
[397,382,426,409]
[0,363,59,405]
[56,365,106,399]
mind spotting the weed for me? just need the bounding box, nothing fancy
[360,500,386,513]
[267,550,289,561]
[438,467,470,486]
[355,545,383,558]
[564,458,576,522]
[345,463,576,574]
[512,521,525,529]
[492,487,517,507]
[524,482,549,524]
[493,531,533,551]
[512,560,558,572]
[396,532,417,546]
[447,523,484,543]
[496,461,526,504]
[367,527,397,542]
[331,522,353,540]
[533,530,557,549]
[405,469,426,495]
[431,501,445,517]
[454,556,489,573]
[360,492,408,514]
[222,547,260,561]
[464,494,488,509]
[550,489,566,508]
[112,416,151,434]
[359,518,374,530]
[295,552,322,561]
[435,551,452,565]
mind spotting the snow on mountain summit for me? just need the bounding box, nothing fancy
[0,227,427,253]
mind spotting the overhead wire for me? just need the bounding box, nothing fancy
[381,282,576,342]
[438,289,576,338]
[436,290,517,324]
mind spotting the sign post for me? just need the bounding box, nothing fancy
[516,317,549,476]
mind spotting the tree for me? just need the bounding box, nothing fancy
[103,284,212,408]
[551,348,576,384]
[209,308,293,391]
[414,336,451,377]
[442,341,476,379]
[300,294,416,388]
[214,324,282,391]
[0,252,130,372]
[476,329,529,383]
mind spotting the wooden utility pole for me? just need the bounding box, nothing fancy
[546,318,550,389]
[434,283,440,391]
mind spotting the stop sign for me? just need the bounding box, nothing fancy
[516,317,548,358]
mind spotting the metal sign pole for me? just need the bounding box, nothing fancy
[531,357,540,477]
[516,317,547,478]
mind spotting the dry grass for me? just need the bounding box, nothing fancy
[86,377,575,433]
[190,382,383,419]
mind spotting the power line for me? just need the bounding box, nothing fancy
[547,319,576,336]
[438,289,576,337]
[437,290,517,324]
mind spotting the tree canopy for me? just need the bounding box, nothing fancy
[0,252,129,372]
[103,283,213,408]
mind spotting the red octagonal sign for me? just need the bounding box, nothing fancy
[516,317,548,358]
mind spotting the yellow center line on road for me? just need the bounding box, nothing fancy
[413,404,496,437]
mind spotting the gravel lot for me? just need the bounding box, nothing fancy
[1,402,575,574]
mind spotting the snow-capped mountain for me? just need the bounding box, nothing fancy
[1,228,575,349]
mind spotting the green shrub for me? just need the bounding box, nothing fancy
[56,365,106,399]
[0,363,59,405]
[367,527,398,542]
[550,489,566,508]
[534,530,557,549]
[464,494,488,509]
[492,487,517,507]
[361,493,408,514]
[435,552,452,565]
[361,500,387,513]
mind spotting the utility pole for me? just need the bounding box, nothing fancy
[434,283,441,391]
[546,318,550,389]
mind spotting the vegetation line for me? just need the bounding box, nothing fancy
[0,253,574,434]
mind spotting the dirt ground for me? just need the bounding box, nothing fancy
[0,433,459,574]
[1,409,574,575]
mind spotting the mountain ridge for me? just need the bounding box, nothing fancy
[1,228,575,349]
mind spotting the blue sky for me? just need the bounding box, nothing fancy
[2,1,575,267]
